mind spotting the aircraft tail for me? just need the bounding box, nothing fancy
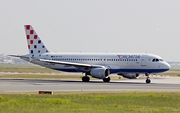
[24,25,49,57]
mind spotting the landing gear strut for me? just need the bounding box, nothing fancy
[82,74,90,82]
[145,73,151,83]
[103,77,110,82]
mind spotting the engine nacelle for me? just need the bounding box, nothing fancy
[118,73,139,79]
[90,68,110,79]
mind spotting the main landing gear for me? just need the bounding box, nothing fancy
[103,77,110,82]
[82,76,90,82]
[145,73,151,83]
[82,73,111,82]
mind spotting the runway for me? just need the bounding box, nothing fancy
[0,77,180,92]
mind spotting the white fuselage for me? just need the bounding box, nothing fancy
[26,52,170,74]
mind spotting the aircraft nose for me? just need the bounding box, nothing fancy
[165,62,171,70]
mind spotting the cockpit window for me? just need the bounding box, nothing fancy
[152,58,160,62]
[159,59,163,61]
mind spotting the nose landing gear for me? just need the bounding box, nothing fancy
[145,73,151,83]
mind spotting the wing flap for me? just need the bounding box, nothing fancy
[9,55,103,68]
[40,59,92,67]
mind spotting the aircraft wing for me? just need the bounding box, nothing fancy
[39,59,101,68]
[9,55,103,68]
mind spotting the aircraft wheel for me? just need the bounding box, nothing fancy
[145,73,151,83]
[103,77,110,82]
[146,79,151,83]
[82,76,90,82]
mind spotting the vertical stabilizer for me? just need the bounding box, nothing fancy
[24,25,49,57]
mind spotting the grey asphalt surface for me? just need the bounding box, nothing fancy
[0,77,180,92]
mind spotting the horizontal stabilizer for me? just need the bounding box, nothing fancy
[9,54,39,62]
[8,55,28,58]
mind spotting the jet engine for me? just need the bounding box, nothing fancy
[118,73,139,79]
[90,68,110,79]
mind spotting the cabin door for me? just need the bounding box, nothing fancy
[141,55,146,66]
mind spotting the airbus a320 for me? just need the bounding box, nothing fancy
[10,25,171,83]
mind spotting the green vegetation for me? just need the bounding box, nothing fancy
[0,64,58,73]
[0,92,180,113]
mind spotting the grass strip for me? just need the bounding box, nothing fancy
[0,92,180,113]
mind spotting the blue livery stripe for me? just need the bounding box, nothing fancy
[51,68,169,74]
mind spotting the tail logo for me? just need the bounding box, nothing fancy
[25,25,49,57]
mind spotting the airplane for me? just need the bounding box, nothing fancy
[10,25,171,83]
